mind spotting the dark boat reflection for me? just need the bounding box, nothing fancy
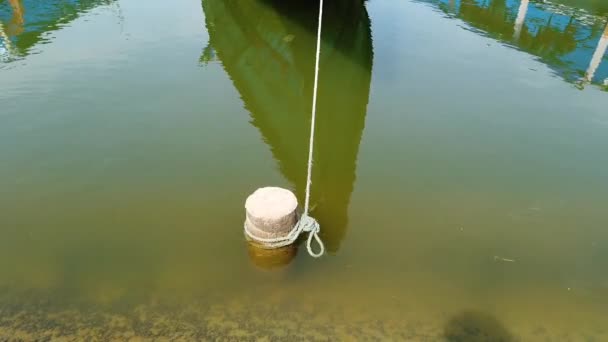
[202,0,373,253]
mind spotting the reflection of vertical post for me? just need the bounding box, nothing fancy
[0,21,14,59]
[449,0,456,13]
[9,0,25,23]
[513,0,529,41]
[0,0,24,59]
[7,0,25,36]
[584,22,608,83]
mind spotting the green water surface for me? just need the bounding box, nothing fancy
[1,0,608,340]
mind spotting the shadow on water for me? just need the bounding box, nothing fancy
[202,0,373,254]
[0,0,115,62]
[420,0,608,90]
[444,311,514,342]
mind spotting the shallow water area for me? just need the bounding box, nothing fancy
[1,0,608,340]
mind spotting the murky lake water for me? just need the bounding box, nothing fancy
[2,0,608,340]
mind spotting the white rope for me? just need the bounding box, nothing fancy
[244,0,325,258]
[305,0,323,215]
[244,214,323,257]
[298,0,325,257]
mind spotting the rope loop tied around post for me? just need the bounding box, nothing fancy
[299,215,324,258]
[244,214,325,258]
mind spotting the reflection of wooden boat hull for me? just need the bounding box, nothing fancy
[203,0,373,252]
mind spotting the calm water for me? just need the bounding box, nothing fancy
[1,0,608,340]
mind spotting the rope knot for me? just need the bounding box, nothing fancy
[296,214,318,232]
[244,213,325,258]
[297,214,324,258]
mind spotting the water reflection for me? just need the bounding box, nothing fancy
[202,0,373,253]
[581,21,608,86]
[426,0,608,90]
[512,0,528,41]
[0,0,114,62]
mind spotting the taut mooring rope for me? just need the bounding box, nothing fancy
[299,0,325,257]
[244,0,325,258]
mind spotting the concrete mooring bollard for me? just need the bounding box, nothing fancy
[245,186,325,260]
[245,187,300,269]
[244,187,298,246]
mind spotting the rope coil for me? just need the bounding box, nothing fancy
[244,0,325,258]
[244,214,324,258]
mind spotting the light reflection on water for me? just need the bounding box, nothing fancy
[417,0,608,90]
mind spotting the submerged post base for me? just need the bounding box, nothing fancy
[247,242,297,270]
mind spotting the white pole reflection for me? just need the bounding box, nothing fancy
[513,0,529,41]
[584,22,608,84]
[0,0,24,61]
[0,21,14,61]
